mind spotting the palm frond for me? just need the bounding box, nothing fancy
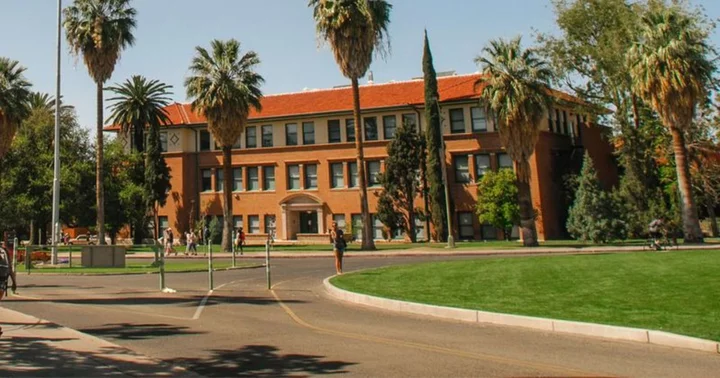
[0,57,32,158]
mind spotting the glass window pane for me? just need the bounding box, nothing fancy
[247,167,259,190]
[471,107,487,132]
[216,169,224,192]
[364,117,378,141]
[454,156,470,183]
[349,162,358,188]
[263,166,275,191]
[383,116,397,139]
[498,153,513,170]
[414,216,426,241]
[475,154,490,180]
[287,165,300,190]
[305,164,318,189]
[246,126,257,148]
[482,224,498,240]
[351,214,362,239]
[159,132,168,152]
[346,119,355,142]
[450,109,465,133]
[367,161,381,186]
[248,215,260,234]
[233,216,243,230]
[459,212,475,239]
[331,163,344,188]
[262,125,273,147]
[201,169,212,192]
[265,215,276,236]
[302,122,315,145]
[233,167,243,191]
[200,130,211,151]
[328,120,341,143]
[372,215,384,240]
[333,214,346,229]
[402,113,418,130]
[286,123,298,146]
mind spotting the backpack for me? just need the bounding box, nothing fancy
[0,248,10,281]
[334,229,346,248]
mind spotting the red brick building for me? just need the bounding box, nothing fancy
[108,73,618,243]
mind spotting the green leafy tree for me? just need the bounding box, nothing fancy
[0,57,32,160]
[310,0,392,250]
[627,4,715,243]
[422,30,447,242]
[209,216,222,245]
[475,37,553,247]
[567,152,626,243]
[376,120,424,242]
[144,119,171,241]
[185,39,264,252]
[64,0,137,245]
[103,139,141,244]
[476,169,520,241]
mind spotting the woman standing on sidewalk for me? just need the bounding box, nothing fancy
[0,242,17,337]
[330,222,346,275]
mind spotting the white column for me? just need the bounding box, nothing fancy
[318,207,325,234]
[281,205,288,240]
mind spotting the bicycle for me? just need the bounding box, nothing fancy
[646,234,679,251]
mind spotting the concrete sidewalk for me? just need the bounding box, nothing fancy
[124,242,720,259]
[0,307,200,377]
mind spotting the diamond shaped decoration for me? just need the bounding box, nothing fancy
[170,132,180,146]
[119,136,128,149]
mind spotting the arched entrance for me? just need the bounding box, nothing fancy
[279,193,326,240]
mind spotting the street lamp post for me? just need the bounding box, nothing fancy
[51,0,62,264]
[432,96,455,248]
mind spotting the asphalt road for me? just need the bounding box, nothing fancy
[3,254,720,377]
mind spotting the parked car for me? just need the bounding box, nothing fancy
[68,234,94,245]
[89,235,112,245]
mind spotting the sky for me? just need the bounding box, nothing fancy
[1,0,719,134]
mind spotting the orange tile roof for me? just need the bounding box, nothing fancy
[104,73,589,130]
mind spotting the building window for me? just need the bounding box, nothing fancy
[285,123,298,146]
[372,215,384,240]
[364,117,378,141]
[458,212,474,239]
[201,169,212,192]
[414,216,426,242]
[333,214,346,229]
[159,132,168,152]
[454,155,470,183]
[302,122,315,145]
[563,110,569,135]
[158,216,169,232]
[498,153,513,170]
[349,162,358,188]
[246,126,257,148]
[548,108,554,133]
[351,214,362,240]
[450,108,465,133]
[475,154,490,180]
[383,115,397,139]
[262,125,273,147]
[216,169,224,192]
[265,215,276,236]
[402,113,418,130]
[232,135,242,149]
[232,167,243,192]
[328,120,341,143]
[287,165,300,190]
[247,167,259,191]
[248,215,260,234]
[346,119,356,142]
[330,163,344,188]
[233,216,243,230]
[263,166,275,191]
[367,161,381,187]
[482,224,498,240]
[200,130,211,151]
[304,164,318,189]
[471,107,487,132]
[555,109,562,134]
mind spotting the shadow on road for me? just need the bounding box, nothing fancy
[15,294,305,308]
[81,323,206,340]
[170,344,356,377]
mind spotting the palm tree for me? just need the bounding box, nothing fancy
[475,37,553,247]
[64,0,136,245]
[27,92,75,120]
[0,57,32,160]
[310,0,392,250]
[627,6,714,243]
[106,76,173,153]
[185,39,264,252]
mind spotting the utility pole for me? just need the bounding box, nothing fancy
[51,0,62,264]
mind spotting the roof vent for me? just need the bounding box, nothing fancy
[368,71,374,85]
[436,70,456,78]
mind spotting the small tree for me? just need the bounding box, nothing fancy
[476,169,520,240]
[145,121,171,241]
[209,216,222,245]
[376,120,424,242]
[567,152,625,243]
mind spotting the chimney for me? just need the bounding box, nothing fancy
[368,71,374,85]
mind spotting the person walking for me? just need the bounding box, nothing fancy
[329,222,346,275]
[234,228,245,256]
[0,241,18,338]
[188,230,198,256]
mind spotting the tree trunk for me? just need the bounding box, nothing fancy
[29,220,34,247]
[709,203,718,237]
[96,82,106,245]
[351,77,375,250]
[631,94,641,130]
[407,201,417,243]
[221,146,233,252]
[133,123,144,153]
[669,127,704,243]
[516,158,539,247]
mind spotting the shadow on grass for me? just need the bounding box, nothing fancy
[81,323,205,341]
[170,344,356,377]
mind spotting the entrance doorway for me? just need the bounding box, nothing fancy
[300,211,319,234]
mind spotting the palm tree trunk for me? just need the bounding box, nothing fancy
[133,123,144,153]
[351,77,375,250]
[516,158,539,247]
[221,146,233,252]
[96,82,106,245]
[670,127,704,243]
[708,203,718,237]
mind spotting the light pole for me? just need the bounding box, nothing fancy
[432,96,455,248]
[51,0,62,264]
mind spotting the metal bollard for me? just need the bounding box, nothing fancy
[231,230,236,268]
[25,245,31,274]
[265,239,271,290]
[208,240,214,291]
[12,238,18,272]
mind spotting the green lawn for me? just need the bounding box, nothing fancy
[17,260,259,275]
[332,250,720,341]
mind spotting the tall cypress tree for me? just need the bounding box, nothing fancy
[145,122,171,242]
[423,30,447,241]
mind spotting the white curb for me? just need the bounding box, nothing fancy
[324,277,720,355]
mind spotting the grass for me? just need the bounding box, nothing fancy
[332,249,720,341]
[16,259,259,275]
